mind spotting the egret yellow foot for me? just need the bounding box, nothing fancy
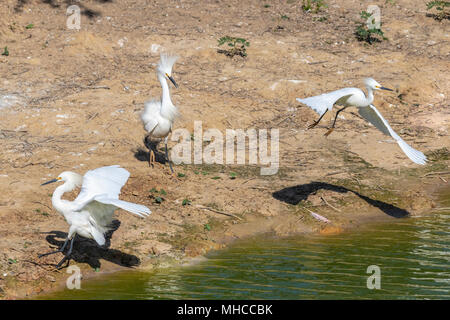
[149,150,155,168]
[324,128,334,137]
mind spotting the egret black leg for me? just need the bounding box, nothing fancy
[325,107,347,137]
[38,237,69,258]
[308,110,328,129]
[165,141,174,173]
[56,235,76,269]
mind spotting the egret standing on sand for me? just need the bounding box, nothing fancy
[296,78,427,165]
[141,53,179,173]
[39,165,151,268]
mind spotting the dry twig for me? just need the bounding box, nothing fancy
[195,205,242,220]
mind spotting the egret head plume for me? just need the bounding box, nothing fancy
[157,53,178,77]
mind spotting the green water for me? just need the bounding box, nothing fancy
[40,209,449,300]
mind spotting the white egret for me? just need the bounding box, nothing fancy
[141,53,179,173]
[39,165,151,268]
[296,78,427,165]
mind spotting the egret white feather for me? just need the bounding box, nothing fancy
[39,165,151,268]
[296,78,427,165]
[359,105,427,165]
[140,53,179,172]
[297,88,358,116]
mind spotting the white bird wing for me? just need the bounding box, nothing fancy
[141,100,160,133]
[296,88,359,116]
[73,165,151,219]
[358,105,427,165]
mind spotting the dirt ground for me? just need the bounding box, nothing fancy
[0,0,449,299]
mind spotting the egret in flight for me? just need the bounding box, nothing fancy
[296,78,427,165]
[141,53,179,173]
[39,165,151,268]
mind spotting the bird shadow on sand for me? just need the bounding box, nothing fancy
[40,220,140,269]
[133,147,167,165]
[133,136,167,165]
[273,181,409,218]
[14,0,112,18]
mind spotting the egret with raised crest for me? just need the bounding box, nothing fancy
[141,53,179,173]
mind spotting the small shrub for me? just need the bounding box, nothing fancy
[426,1,450,20]
[1,47,9,56]
[217,36,250,58]
[302,0,327,13]
[154,196,164,204]
[355,11,387,44]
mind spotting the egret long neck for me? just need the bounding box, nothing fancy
[51,183,73,216]
[365,87,374,106]
[158,72,177,120]
[158,73,172,107]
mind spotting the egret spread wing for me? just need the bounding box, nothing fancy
[141,100,161,133]
[73,165,151,219]
[358,105,427,165]
[78,165,130,201]
[297,88,358,116]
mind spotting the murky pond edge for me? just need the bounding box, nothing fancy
[29,183,450,299]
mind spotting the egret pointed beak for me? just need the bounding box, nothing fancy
[168,75,178,88]
[380,86,393,91]
[41,178,58,186]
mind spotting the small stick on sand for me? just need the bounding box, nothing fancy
[320,196,341,212]
[421,171,450,177]
[196,205,242,220]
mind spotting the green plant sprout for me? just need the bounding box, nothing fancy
[2,47,9,56]
[426,1,450,20]
[355,11,387,44]
[217,36,250,58]
[302,0,327,13]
